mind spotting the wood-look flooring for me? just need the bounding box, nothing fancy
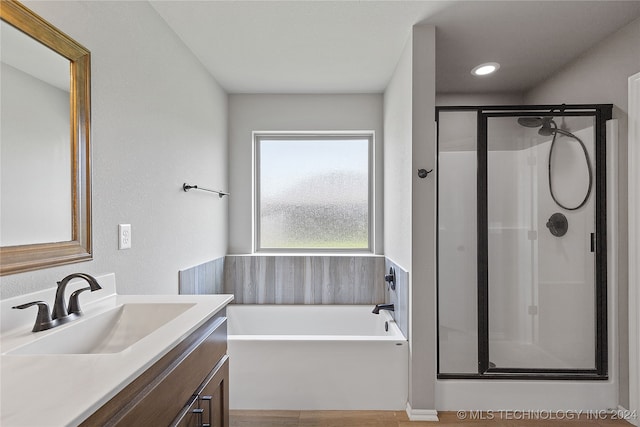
[230,410,634,427]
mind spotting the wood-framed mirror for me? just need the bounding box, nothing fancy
[1,0,92,275]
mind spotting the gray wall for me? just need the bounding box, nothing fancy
[411,23,437,412]
[1,1,228,298]
[436,93,524,106]
[525,16,640,408]
[383,24,437,412]
[227,94,384,255]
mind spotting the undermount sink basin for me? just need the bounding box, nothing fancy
[7,303,195,355]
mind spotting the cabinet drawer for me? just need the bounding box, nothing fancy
[82,310,227,426]
[172,355,229,427]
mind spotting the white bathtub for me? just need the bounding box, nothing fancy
[227,305,408,410]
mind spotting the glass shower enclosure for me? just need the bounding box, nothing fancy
[437,105,611,379]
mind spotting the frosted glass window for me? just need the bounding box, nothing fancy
[256,134,372,251]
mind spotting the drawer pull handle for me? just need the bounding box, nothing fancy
[192,408,204,426]
[200,395,212,426]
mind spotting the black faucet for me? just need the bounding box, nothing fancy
[13,273,102,332]
[372,303,394,314]
[52,273,102,320]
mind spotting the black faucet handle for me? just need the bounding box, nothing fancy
[13,300,48,310]
[12,301,57,332]
[67,287,91,315]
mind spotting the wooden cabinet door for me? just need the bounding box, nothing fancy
[198,356,229,427]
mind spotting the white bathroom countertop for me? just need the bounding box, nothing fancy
[0,274,233,427]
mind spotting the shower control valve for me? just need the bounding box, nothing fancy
[546,212,568,237]
[385,267,396,291]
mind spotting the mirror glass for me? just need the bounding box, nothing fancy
[1,21,73,246]
[0,0,92,275]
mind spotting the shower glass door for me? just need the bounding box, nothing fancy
[482,113,598,372]
[437,109,478,375]
[437,105,610,379]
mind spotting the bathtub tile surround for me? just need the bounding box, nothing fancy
[385,259,409,338]
[224,255,385,305]
[180,257,409,328]
[178,257,225,295]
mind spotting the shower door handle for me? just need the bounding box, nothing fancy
[590,233,595,253]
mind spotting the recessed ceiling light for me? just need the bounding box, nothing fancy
[471,62,500,76]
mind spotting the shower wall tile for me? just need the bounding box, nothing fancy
[224,255,385,305]
[178,257,225,295]
[385,258,409,339]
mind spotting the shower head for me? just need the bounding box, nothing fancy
[517,117,545,128]
[517,116,555,136]
[517,116,553,128]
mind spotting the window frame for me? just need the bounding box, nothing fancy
[253,131,375,254]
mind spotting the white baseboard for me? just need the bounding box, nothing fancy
[406,403,439,422]
[618,405,639,427]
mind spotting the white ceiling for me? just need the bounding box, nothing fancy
[150,0,640,94]
[427,0,640,93]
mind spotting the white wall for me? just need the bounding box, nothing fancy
[227,94,384,254]
[525,16,640,408]
[383,36,413,270]
[1,1,228,298]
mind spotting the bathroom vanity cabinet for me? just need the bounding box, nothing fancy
[80,309,229,427]
[1,276,233,426]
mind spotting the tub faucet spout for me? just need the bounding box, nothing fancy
[372,303,394,314]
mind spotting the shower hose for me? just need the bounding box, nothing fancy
[547,120,593,211]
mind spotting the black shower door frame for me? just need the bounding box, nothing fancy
[436,104,612,380]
